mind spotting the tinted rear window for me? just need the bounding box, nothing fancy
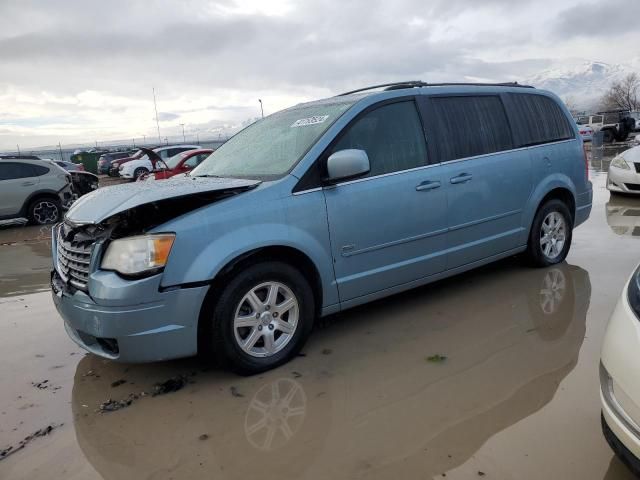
[32,164,50,176]
[425,95,513,163]
[506,93,574,147]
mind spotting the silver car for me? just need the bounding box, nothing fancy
[608,146,640,195]
[0,159,73,225]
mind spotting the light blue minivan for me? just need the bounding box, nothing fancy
[52,81,592,374]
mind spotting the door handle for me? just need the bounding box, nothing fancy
[450,173,473,184]
[415,180,441,191]
[21,181,36,186]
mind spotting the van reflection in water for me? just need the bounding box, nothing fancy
[72,260,590,480]
[606,194,640,237]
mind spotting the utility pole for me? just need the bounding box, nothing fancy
[179,123,185,143]
[132,138,135,148]
[16,144,20,155]
[153,87,161,143]
[258,99,264,118]
[143,135,146,145]
[58,142,64,161]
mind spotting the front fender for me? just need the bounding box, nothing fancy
[157,186,338,309]
[520,173,577,244]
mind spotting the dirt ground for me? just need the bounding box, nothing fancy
[1,158,640,479]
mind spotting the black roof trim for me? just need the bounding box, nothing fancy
[337,81,534,96]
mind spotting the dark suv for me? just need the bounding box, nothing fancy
[97,151,135,174]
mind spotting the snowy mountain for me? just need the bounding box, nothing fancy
[521,59,639,111]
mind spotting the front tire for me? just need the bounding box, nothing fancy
[526,199,573,267]
[204,261,315,375]
[133,167,148,181]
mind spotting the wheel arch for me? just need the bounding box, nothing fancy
[20,190,62,217]
[196,245,325,355]
[524,178,577,243]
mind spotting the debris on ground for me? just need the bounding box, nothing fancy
[0,424,62,461]
[321,348,332,355]
[426,354,448,363]
[297,352,307,357]
[98,374,194,412]
[99,394,139,412]
[292,371,302,378]
[31,380,49,389]
[199,434,209,441]
[152,375,189,396]
[478,472,486,477]
[230,386,244,397]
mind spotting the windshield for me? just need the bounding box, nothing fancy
[132,150,144,159]
[165,152,190,169]
[191,99,356,179]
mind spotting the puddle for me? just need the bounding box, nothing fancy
[606,194,640,237]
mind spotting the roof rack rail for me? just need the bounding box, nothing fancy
[337,81,427,96]
[337,81,533,96]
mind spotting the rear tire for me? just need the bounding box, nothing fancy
[603,129,615,143]
[203,261,315,375]
[526,199,573,267]
[28,197,62,225]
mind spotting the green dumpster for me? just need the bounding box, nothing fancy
[70,152,101,174]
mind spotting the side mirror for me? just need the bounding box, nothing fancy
[326,149,370,183]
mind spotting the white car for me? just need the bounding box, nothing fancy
[607,146,640,195]
[601,264,640,476]
[119,145,200,180]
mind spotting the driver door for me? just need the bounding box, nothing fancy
[323,99,448,303]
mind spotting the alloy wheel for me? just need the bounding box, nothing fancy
[33,201,59,224]
[233,281,299,358]
[539,211,566,260]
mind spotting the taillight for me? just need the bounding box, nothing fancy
[583,144,589,181]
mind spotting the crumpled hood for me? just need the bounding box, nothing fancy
[66,176,261,224]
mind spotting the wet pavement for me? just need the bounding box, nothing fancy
[1,161,640,479]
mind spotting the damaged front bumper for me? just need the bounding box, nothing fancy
[51,269,208,362]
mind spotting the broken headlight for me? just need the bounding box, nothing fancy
[101,234,175,276]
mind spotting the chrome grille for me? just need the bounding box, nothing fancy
[56,224,94,291]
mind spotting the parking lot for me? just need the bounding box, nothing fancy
[0,152,638,479]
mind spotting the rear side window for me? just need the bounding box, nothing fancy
[330,100,427,177]
[424,96,513,162]
[32,164,50,176]
[506,93,574,147]
[0,162,35,180]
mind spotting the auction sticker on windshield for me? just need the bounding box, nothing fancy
[290,115,329,128]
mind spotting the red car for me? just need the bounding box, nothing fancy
[146,149,213,180]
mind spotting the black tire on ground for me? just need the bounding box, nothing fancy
[525,199,573,267]
[603,129,615,143]
[133,167,148,181]
[28,197,62,225]
[202,261,315,375]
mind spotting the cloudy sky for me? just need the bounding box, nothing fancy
[0,0,639,150]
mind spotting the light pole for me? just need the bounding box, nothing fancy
[179,123,186,143]
[153,87,161,143]
[16,144,20,155]
[143,135,146,145]
[258,99,264,119]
